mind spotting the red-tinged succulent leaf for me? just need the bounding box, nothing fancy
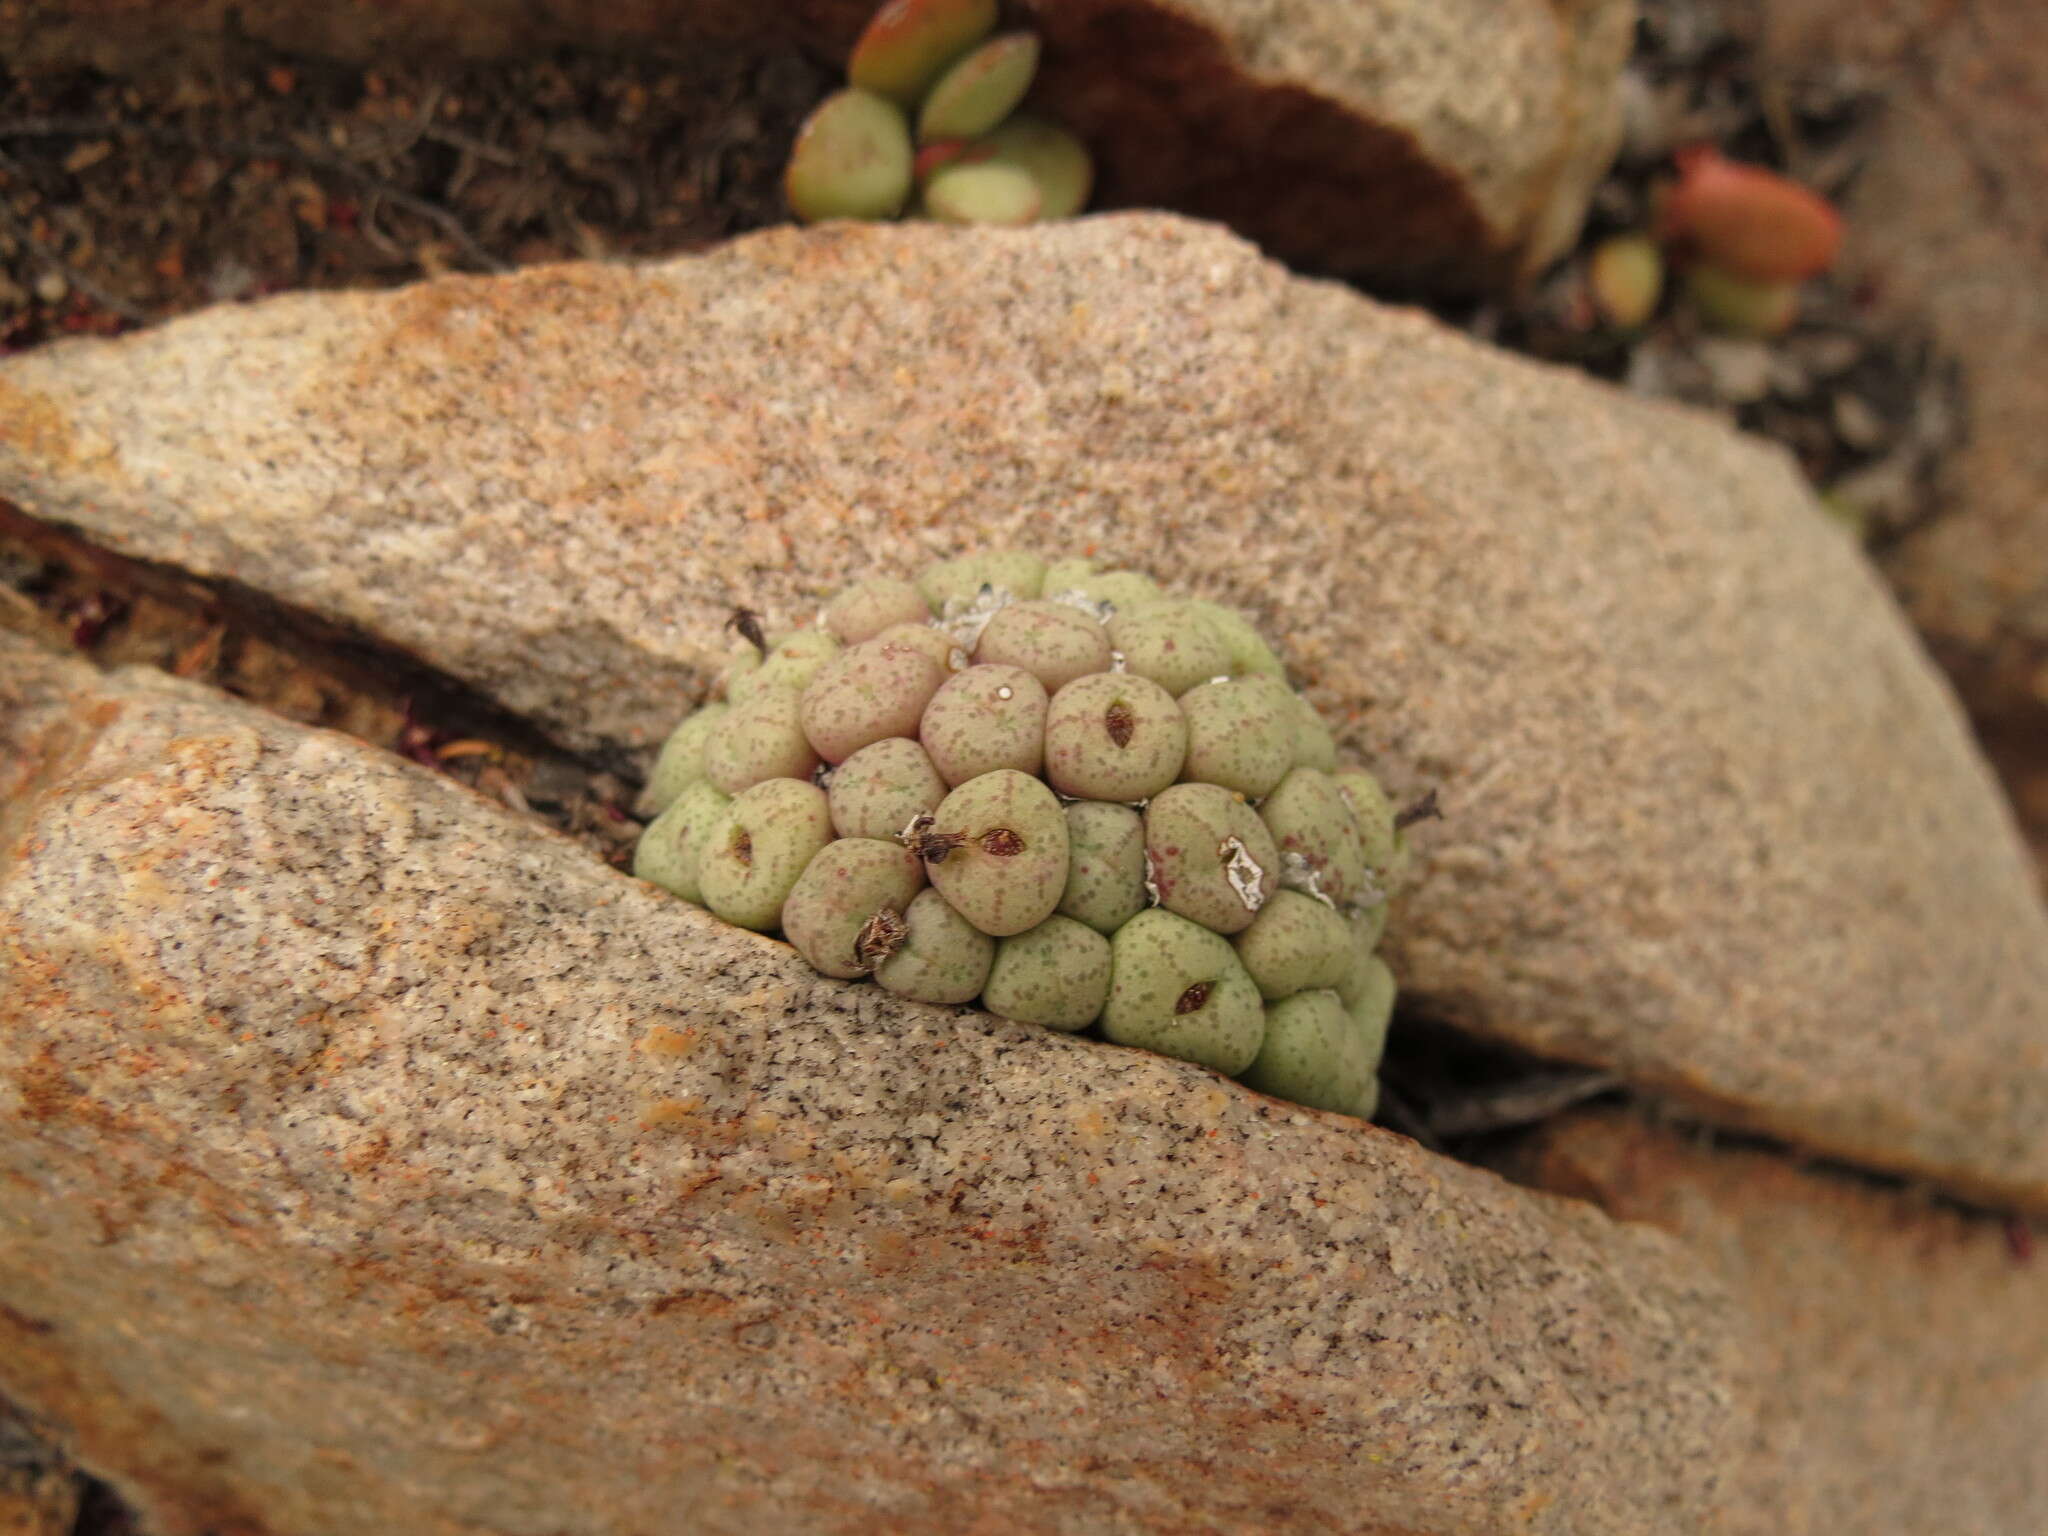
[1660,146,1843,282]
[785,89,914,223]
[1685,262,1801,338]
[849,0,999,106]
[914,138,987,185]
[917,32,1041,144]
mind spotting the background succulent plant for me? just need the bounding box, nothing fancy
[1581,146,1844,340]
[635,552,1412,1122]
[786,0,1094,226]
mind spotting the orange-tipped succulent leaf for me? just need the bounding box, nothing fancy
[849,0,999,105]
[1661,146,1843,282]
[913,138,987,185]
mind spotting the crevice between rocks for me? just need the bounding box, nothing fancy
[11,497,2037,1248]
[0,499,644,868]
[0,500,1638,1188]
[1385,1005,2045,1242]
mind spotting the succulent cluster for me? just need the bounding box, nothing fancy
[785,0,1092,227]
[634,553,1408,1120]
[1587,145,1844,338]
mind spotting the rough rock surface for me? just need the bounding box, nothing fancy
[0,635,1744,1536]
[1742,0,2048,871]
[0,0,1632,291]
[2,215,2045,1208]
[1518,1111,2048,1536]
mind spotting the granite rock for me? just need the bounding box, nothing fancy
[1518,1110,2048,1536]
[0,635,1743,1536]
[2,215,2045,1207]
[0,0,1632,291]
[1741,0,2048,875]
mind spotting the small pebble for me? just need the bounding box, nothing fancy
[823,577,930,643]
[828,736,948,841]
[1043,672,1187,802]
[1694,336,1774,404]
[1106,602,1232,697]
[801,636,945,763]
[637,702,729,816]
[1232,890,1355,1001]
[1059,800,1148,934]
[704,687,821,795]
[973,600,1113,692]
[1831,392,1888,452]
[781,837,926,978]
[632,780,731,903]
[1240,989,1379,1118]
[1179,679,1293,798]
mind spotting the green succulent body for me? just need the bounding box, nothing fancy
[784,90,915,223]
[633,780,731,903]
[789,1,1094,227]
[637,702,728,816]
[1241,989,1381,1118]
[635,551,1410,1120]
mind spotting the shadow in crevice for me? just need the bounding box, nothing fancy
[0,498,630,781]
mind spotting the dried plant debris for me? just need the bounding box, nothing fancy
[0,1396,83,1536]
[0,511,635,865]
[0,40,830,351]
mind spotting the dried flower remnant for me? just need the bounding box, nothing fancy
[855,908,911,970]
[979,828,1026,857]
[1105,701,1135,749]
[724,605,770,658]
[1220,835,1268,916]
[1394,788,1443,832]
[908,820,970,864]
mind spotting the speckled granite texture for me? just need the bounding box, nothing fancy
[1,216,2044,1208]
[1746,0,2048,867]
[1518,1111,2048,1536]
[0,636,1743,1536]
[0,0,1631,290]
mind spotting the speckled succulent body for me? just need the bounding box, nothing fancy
[635,552,1410,1119]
